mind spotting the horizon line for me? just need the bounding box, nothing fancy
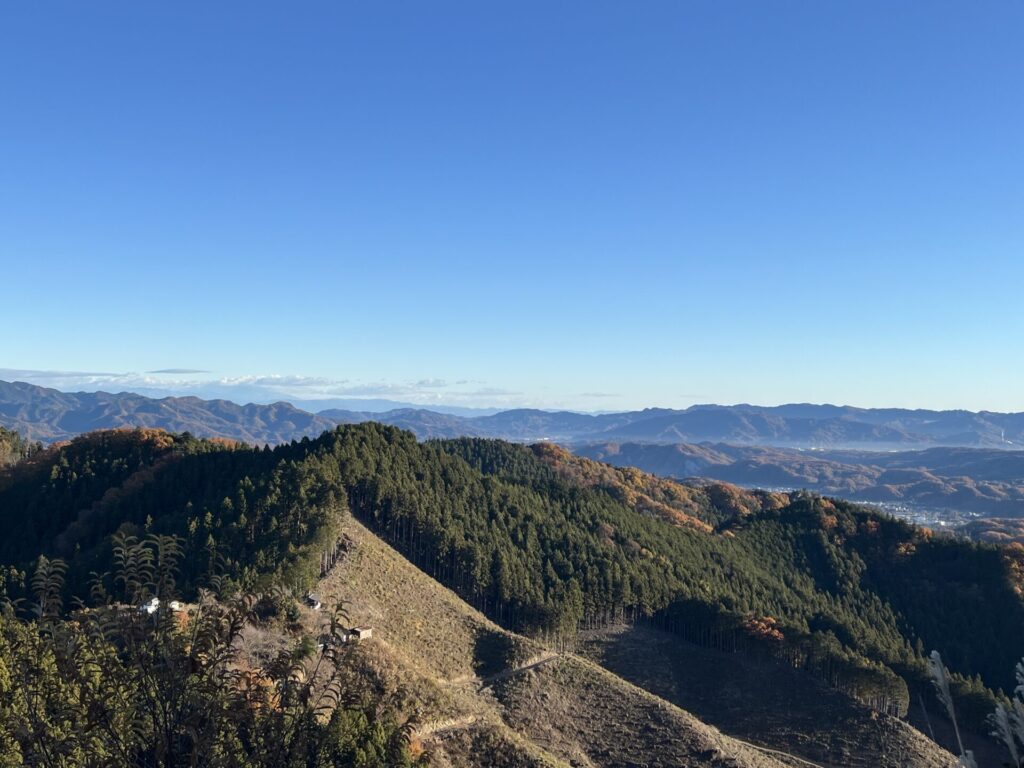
[1,378,1021,418]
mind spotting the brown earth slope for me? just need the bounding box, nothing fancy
[315,512,798,767]
[578,624,957,768]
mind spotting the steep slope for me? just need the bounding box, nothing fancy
[316,511,795,768]
[577,624,956,768]
[314,508,956,767]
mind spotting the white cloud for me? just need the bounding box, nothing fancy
[0,367,125,381]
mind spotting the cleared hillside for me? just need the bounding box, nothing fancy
[577,624,958,768]
[317,512,795,767]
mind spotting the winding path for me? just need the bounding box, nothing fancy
[442,651,562,688]
[730,738,826,768]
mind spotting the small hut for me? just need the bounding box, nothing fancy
[348,626,373,641]
[304,593,323,611]
[139,597,160,615]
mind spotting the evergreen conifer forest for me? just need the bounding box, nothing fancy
[2,423,1021,765]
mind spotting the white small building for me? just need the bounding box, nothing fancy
[139,597,160,615]
[304,593,323,611]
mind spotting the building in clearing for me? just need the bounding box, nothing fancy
[348,626,373,641]
[304,592,323,611]
[317,626,373,649]
[139,597,160,614]
[139,598,186,616]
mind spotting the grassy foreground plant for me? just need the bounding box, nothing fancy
[988,660,1024,767]
[0,533,420,767]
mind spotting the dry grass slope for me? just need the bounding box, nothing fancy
[316,512,795,767]
[578,624,955,768]
[492,654,796,768]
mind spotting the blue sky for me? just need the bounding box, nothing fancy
[2,2,1022,411]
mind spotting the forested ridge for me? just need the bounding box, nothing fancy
[0,428,345,597]
[338,430,1022,723]
[1,423,1021,737]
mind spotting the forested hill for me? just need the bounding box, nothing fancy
[0,428,345,594]
[1,424,1022,732]
[576,441,1024,517]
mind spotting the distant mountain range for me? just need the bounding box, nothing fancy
[0,380,338,444]
[340,402,1024,449]
[4,378,1024,449]
[575,442,1024,517]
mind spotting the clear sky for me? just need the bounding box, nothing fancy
[2,2,1022,412]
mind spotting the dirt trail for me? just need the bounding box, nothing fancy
[731,739,826,768]
[415,715,478,740]
[440,651,561,688]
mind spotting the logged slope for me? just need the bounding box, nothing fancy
[578,624,958,768]
[316,510,795,768]
[339,431,1023,722]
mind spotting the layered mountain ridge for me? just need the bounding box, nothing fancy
[4,379,1024,449]
[577,442,1024,517]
